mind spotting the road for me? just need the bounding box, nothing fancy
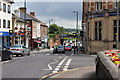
[1,49,97,80]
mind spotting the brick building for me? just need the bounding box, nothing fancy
[40,22,48,48]
[82,0,120,53]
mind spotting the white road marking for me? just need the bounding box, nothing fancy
[54,54,58,55]
[45,54,50,55]
[52,56,68,73]
[63,59,72,71]
[59,56,62,59]
[43,57,60,71]
[48,64,52,70]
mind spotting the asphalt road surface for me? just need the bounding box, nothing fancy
[1,49,97,80]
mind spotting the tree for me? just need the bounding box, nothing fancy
[49,24,64,34]
[49,24,59,34]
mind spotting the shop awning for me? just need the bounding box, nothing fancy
[0,31,15,36]
[34,40,41,43]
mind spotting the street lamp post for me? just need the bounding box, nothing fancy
[24,0,27,47]
[73,11,79,54]
[49,19,53,27]
[47,19,53,48]
[116,0,119,50]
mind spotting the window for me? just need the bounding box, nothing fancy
[8,5,11,14]
[114,20,120,26]
[113,20,120,41]
[95,21,102,40]
[7,20,10,28]
[96,2,102,10]
[0,19,1,28]
[15,37,18,45]
[3,19,6,28]
[99,2,102,9]
[3,3,6,12]
[0,2,1,11]
[114,0,118,8]
[96,2,99,10]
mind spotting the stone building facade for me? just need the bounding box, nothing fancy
[82,1,120,53]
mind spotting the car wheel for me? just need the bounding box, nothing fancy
[16,54,19,57]
[21,54,24,56]
[1,57,7,61]
[27,51,30,56]
[9,54,13,60]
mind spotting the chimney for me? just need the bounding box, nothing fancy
[19,7,27,13]
[30,12,35,16]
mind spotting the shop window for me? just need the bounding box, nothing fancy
[3,3,6,12]
[7,20,10,28]
[3,19,6,28]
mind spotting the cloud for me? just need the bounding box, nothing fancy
[13,2,83,29]
[38,16,82,29]
[14,0,83,2]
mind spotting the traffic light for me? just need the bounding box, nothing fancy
[9,30,14,35]
[73,33,76,38]
[80,31,84,37]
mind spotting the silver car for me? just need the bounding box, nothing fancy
[10,45,30,56]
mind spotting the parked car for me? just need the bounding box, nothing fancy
[0,45,13,61]
[10,45,30,56]
[53,46,65,54]
[65,46,72,51]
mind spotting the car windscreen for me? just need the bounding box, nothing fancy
[58,46,64,48]
[65,46,72,48]
[11,45,21,48]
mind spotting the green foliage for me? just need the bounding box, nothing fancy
[48,34,56,41]
[49,24,64,34]
[48,24,65,41]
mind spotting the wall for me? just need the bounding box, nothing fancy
[0,0,13,32]
[96,51,118,79]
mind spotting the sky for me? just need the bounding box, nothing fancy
[13,0,83,29]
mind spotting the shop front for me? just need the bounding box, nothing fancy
[0,31,14,48]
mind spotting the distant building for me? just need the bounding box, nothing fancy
[40,23,48,48]
[12,13,28,46]
[14,7,48,50]
[0,0,14,48]
[82,1,120,53]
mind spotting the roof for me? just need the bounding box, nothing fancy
[12,14,25,22]
[40,22,48,27]
[29,15,42,23]
[20,12,36,21]
[5,0,14,3]
[19,11,47,26]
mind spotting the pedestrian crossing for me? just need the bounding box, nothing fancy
[52,56,72,73]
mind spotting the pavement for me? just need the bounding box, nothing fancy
[41,66,97,80]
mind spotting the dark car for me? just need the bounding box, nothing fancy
[0,45,13,61]
[53,46,65,54]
